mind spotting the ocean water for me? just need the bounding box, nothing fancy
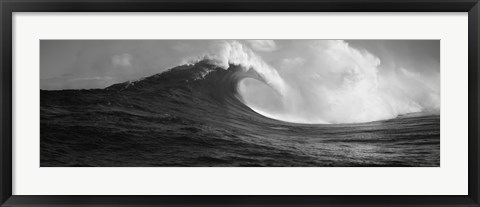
[40,61,440,167]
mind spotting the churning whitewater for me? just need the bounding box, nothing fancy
[40,40,440,167]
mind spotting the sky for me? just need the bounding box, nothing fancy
[40,40,439,90]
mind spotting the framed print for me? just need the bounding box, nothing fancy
[1,0,479,206]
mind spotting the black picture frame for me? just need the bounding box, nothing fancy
[1,0,479,206]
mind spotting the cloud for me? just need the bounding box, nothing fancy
[111,53,133,68]
[171,42,195,52]
[71,76,116,81]
[280,57,305,69]
[40,76,119,90]
[246,40,277,52]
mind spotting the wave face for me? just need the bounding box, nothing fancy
[40,60,440,167]
[182,40,440,124]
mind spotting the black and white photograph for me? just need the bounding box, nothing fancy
[40,40,440,167]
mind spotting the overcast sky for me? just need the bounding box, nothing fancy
[40,40,439,90]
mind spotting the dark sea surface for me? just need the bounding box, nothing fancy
[40,61,440,167]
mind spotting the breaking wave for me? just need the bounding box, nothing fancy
[176,40,439,124]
